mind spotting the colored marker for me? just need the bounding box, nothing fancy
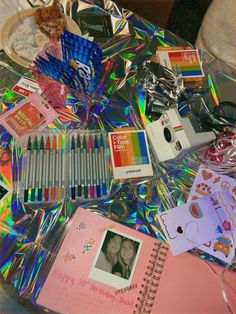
[61,135,65,200]
[82,135,88,198]
[99,133,107,196]
[77,135,82,197]
[57,135,62,200]
[31,136,38,202]
[81,135,85,196]
[37,136,44,201]
[92,135,96,197]
[94,135,101,198]
[24,136,32,202]
[88,134,94,198]
[55,135,59,201]
[86,134,91,198]
[48,137,54,201]
[70,135,76,200]
[12,143,18,194]
[51,136,57,201]
[44,137,50,201]
[74,134,78,198]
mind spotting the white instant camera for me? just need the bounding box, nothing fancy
[145,108,216,162]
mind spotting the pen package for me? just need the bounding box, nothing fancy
[67,129,111,201]
[20,131,66,203]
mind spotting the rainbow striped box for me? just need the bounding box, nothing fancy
[158,49,205,79]
[108,130,153,180]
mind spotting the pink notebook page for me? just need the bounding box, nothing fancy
[36,207,163,314]
[152,251,236,314]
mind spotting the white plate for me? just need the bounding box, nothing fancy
[0,8,81,68]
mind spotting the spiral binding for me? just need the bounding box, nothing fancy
[133,242,169,314]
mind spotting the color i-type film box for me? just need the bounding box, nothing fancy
[108,130,153,180]
[157,49,205,79]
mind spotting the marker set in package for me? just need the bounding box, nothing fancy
[34,30,102,95]
[20,131,66,203]
[67,130,110,200]
[20,130,110,203]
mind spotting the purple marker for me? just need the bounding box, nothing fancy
[94,135,101,198]
[99,133,107,196]
[88,134,95,198]
[77,135,82,197]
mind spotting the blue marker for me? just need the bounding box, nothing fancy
[82,135,88,198]
[24,136,32,202]
[77,135,82,197]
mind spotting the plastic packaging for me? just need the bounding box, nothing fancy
[20,130,66,203]
[20,129,111,203]
[67,129,111,200]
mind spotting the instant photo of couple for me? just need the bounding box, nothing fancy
[95,231,140,280]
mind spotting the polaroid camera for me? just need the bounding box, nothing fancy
[145,107,216,162]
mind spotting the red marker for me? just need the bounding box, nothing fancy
[51,136,57,201]
[57,135,63,200]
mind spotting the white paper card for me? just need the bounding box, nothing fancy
[158,190,234,255]
[188,166,236,263]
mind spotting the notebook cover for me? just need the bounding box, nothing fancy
[152,251,236,314]
[36,207,162,313]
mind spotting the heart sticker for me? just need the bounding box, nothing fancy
[176,226,183,234]
[202,170,213,180]
[203,241,212,247]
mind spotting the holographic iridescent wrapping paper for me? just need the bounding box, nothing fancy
[0,0,236,308]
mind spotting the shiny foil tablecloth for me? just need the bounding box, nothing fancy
[0,0,235,311]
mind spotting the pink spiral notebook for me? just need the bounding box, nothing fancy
[36,207,236,313]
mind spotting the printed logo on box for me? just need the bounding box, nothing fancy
[12,76,42,97]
